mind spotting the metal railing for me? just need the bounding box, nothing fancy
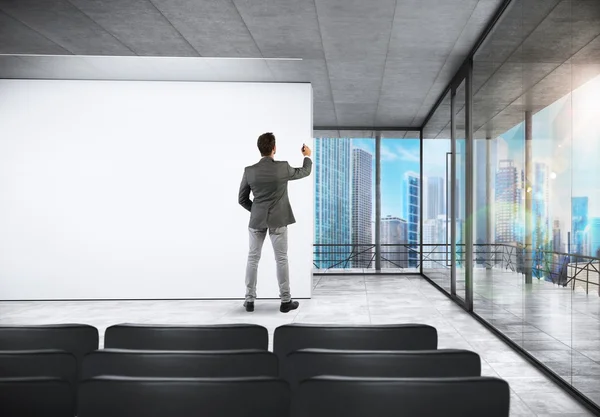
[421,242,600,295]
[532,249,600,295]
[313,242,600,295]
[313,244,420,270]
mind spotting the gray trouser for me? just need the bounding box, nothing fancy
[245,226,291,303]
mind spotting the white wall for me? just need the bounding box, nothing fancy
[0,80,313,300]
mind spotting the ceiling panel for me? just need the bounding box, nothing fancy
[67,0,199,56]
[313,100,338,126]
[335,102,378,126]
[0,10,69,54]
[327,59,383,104]
[151,0,261,57]
[267,58,331,101]
[233,0,324,59]
[0,0,133,55]
[377,58,440,125]
[389,0,479,59]
[316,0,396,61]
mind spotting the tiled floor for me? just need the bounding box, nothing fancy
[471,268,600,408]
[0,274,595,416]
[427,266,600,413]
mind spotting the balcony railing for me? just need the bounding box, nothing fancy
[313,242,600,295]
[421,243,600,295]
[313,244,420,270]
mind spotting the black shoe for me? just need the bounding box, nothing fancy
[244,301,254,312]
[280,300,299,313]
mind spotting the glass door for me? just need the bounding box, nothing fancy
[450,68,472,308]
[422,92,452,293]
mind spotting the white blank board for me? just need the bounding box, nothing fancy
[0,80,313,300]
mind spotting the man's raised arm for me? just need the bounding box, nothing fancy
[287,144,313,181]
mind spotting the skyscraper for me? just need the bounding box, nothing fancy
[403,172,420,267]
[588,217,600,259]
[533,162,550,251]
[495,160,519,243]
[474,140,488,251]
[552,219,563,278]
[552,219,563,253]
[423,219,440,269]
[516,168,525,243]
[314,138,351,268]
[427,176,445,220]
[352,148,373,268]
[381,215,408,268]
[572,196,589,256]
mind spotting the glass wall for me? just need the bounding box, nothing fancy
[313,133,375,271]
[380,132,421,273]
[454,79,468,301]
[313,131,421,274]
[470,0,600,408]
[423,93,452,291]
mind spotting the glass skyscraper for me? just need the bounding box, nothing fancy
[381,215,408,268]
[587,218,600,258]
[426,176,445,220]
[533,162,550,251]
[403,172,420,267]
[314,138,351,268]
[495,160,519,243]
[572,196,589,256]
[352,148,373,268]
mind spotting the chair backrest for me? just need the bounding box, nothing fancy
[104,323,268,350]
[0,324,98,376]
[0,377,75,417]
[0,350,78,388]
[293,376,510,417]
[284,349,480,388]
[273,324,437,362]
[82,349,278,379]
[78,376,290,417]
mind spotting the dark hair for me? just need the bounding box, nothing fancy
[257,132,276,156]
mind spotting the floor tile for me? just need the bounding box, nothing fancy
[1,274,597,415]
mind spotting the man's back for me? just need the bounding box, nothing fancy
[239,156,312,230]
[239,132,311,313]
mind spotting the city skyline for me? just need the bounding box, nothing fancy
[314,137,420,269]
[313,72,600,269]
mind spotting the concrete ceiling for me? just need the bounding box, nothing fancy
[424,0,600,140]
[0,0,506,129]
[471,0,600,139]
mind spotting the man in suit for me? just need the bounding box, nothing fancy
[238,132,312,313]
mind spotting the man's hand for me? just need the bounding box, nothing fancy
[302,144,312,157]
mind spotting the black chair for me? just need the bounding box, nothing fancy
[284,348,480,389]
[104,323,268,350]
[274,324,437,366]
[0,324,98,377]
[0,377,75,417]
[0,350,78,388]
[293,376,510,417]
[82,349,278,379]
[78,376,290,417]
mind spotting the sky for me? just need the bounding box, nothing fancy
[496,73,600,231]
[351,137,420,220]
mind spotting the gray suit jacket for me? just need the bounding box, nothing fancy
[239,156,312,229]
